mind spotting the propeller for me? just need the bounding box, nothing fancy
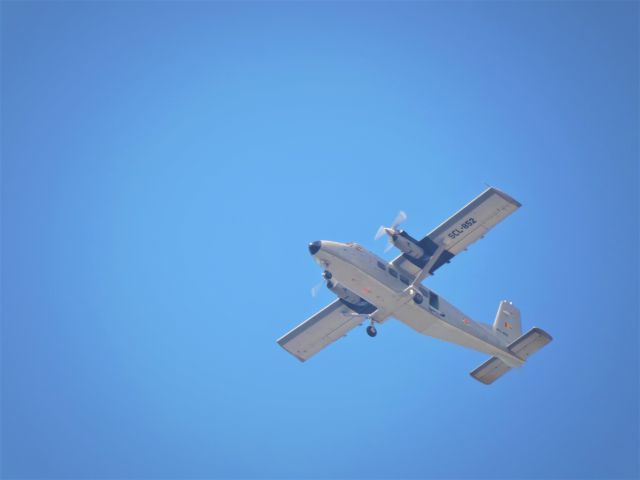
[311,281,324,297]
[311,271,333,297]
[374,210,407,251]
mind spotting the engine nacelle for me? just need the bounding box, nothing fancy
[391,230,424,260]
[326,280,376,315]
[326,280,360,303]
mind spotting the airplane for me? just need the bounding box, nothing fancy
[276,187,552,384]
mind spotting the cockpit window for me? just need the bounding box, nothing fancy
[346,242,363,251]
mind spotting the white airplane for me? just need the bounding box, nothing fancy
[277,187,552,384]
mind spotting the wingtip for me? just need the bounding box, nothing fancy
[488,186,522,208]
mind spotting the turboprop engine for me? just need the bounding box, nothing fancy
[374,211,424,260]
[327,279,376,314]
[386,230,424,259]
[326,280,362,304]
[310,270,376,315]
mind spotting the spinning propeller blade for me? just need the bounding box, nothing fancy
[311,280,324,297]
[391,210,407,229]
[374,210,407,251]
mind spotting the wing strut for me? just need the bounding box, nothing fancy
[411,244,446,286]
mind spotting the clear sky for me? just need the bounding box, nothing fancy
[1,1,638,479]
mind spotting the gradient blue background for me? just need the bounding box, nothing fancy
[2,1,638,478]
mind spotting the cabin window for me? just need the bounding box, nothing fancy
[377,261,386,270]
[389,268,398,278]
[400,275,410,285]
[429,292,440,310]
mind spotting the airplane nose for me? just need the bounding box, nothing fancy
[308,241,321,255]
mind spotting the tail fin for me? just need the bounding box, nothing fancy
[493,301,522,343]
[470,327,553,384]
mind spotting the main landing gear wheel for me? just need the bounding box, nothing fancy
[366,325,377,337]
[413,292,423,304]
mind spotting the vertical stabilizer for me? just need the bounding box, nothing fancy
[493,301,522,343]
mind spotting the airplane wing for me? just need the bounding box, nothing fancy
[392,187,521,283]
[277,299,368,361]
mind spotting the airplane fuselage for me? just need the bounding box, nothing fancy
[310,240,525,367]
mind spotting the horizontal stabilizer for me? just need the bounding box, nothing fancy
[470,356,511,385]
[508,327,552,360]
[470,327,553,385]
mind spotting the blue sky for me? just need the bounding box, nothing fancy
[1,1,638,478]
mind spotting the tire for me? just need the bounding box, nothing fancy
[413,293,423,304]
[366,325,377,337]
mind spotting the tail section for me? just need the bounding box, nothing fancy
[470,356,511,385]
[493,300,522,343]
[471,327,553,385]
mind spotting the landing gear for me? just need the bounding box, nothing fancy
[366,317,378,337]
[413,292,423,305]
